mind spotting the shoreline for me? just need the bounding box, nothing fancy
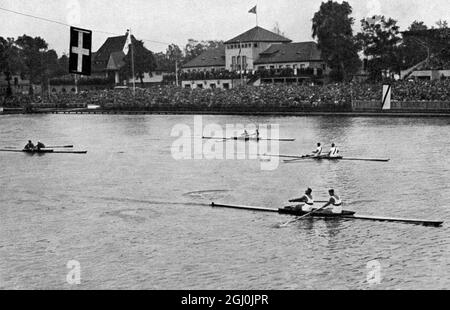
[2,108,450,117]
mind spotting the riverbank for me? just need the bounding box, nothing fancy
[2,107,450,117]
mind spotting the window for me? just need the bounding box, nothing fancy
[223,83,230,89]
[293,64,298,69]
[254,43,258,48]
[197,84,203,89]
[185,84,191,89]
[210,84,216,89]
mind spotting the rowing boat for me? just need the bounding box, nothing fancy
[0,149,54,154]
[211,202,443,227]
[0,149,87,154]
[202,136,295,142]
[265,153,390,163]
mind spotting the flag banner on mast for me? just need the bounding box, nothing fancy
[69,26,92,76]
[248,5,257,14]
[123,31,132,55]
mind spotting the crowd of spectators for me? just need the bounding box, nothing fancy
[2,79,449,112]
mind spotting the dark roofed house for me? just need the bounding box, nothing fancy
[92,34,129,75]
[92,33,152,85]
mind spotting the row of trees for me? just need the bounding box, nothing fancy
[312,1,449,81]
[0,35,69,95]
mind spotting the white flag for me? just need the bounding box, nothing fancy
[123,31,132,55]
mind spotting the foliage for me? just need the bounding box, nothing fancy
[312,1,361,82]
[356,16,402,80]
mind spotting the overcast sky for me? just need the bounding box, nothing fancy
[1,0,448,55]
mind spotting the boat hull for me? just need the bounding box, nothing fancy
[279,207,355,217]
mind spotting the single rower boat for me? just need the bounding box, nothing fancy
[211,202,443,227]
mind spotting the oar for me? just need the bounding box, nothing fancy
[340,157,390,162]
[283,155,313,163]
[279,204,330,228]
[45,145,74,148]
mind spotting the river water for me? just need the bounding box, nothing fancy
[0,114,449,289]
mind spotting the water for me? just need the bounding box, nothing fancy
[0,114,449,289]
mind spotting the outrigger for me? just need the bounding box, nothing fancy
[210,202,443,227]
[0,149,87,154]
[264,153,390,163]
[202,136,295,142]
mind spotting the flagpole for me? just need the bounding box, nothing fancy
[130,28,136,96]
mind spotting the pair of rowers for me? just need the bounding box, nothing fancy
[24,140,46,151]
[311,143,340,158]
[240,129,260,139]
[288,188,342,214]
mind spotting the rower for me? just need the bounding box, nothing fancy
[321,189,343,214]
[328,143,340,158]
[24,140,35,151]
[36,141,45,150]
[311,143,322,157]
[288,188,315,212]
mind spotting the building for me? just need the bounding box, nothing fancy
[0,73,40,96]
[181,26,326,89]
[224,26,291,72]
[92,33,165,86]
[253,41,324,72]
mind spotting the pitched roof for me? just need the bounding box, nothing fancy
[182,48,226,68]
[225,26,291,44]
[92,34,144,72]
[254,42,322,65]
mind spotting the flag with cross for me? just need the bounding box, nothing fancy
[69,26,92,75]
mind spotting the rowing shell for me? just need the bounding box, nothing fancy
[0,149,87,154]
[265,153,390,163]
[202,136,295,142]
[211,203,443,227]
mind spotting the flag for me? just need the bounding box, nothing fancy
[69,26,92,75]
[123,30,132,55]
[248,5,257,14]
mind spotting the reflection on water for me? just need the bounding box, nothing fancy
[0,114,449,289]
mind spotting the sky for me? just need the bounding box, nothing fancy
[0,0,449,56]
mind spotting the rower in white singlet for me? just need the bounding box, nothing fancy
[321,189,343,214]
[311,143,322,157]
[328,143,340,158]
[289,188,315,212]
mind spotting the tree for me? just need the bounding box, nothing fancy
[183,39,224,64]
[15,35,48,94]
[155,44,184,72]
[356,16,402,80]
[0,37,24,97]
[397,21,429,70]
[409,20,428,31]
[312,1,361,82]
[121,39,157,86]
[435,19,448,29]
